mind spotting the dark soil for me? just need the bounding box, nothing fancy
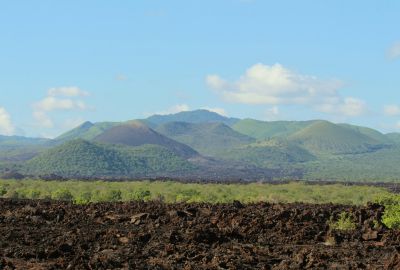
[1,199,400,269]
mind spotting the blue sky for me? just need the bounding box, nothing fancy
[0,0,399,138]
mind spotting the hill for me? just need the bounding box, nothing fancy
[338,123,393,144]
[0,135,51,162]
[386,133,400,144]
[155,122,255,156]
[218,139,316,169]
[145,109,239,126]
[0,135,50,146]
[232,119,316,139]
[94,121,198,158]
[288,121,384,155]
[23,139,194,178]
[300,146,400,182]
[55,121,119,143]
[3,109,400,182]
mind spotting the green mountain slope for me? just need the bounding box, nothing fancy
[218,139,315,169]
[338,123,393,144]
[301,146,400,182]
[288,121,384,155]
[155,122,255,156]
[386,133,400,144]
[0,135,50,146]
[3,109,400,182]
[146,109,239,126]
[0,135,51,162]
[232,119,316,139]
[23,139,194,178]
[55,121,119,142]
[94,121,198,158]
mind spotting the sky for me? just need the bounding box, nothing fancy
[0,0,399,138]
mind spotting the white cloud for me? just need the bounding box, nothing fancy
[48,86,89,97]
[34,97,87,112]
[33,111,53,128]
[0,107,15,135]
[33,87,90,128]
[200,107,227,116]
[384,105,400,116]
[317,97,367,117]
[206,63,367,117]
[388,42,400,60]
[339,98,367,117]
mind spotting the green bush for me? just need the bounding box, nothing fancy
[376,194,400,229]
[5,190,20,199]
[175,189,201,202]
[329,212,356,231]
[74,191,92,204]
[52,188,73,201]
[98,189,122,202]
[126,189,151,201]
[27,189,41,199]
[0,179,394,205]
[0,185,7,196]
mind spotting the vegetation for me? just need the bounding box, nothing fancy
[218,139,315,169]
[288,121,382,155]
[375,194,400,229]
[94,121,198,158]
[156,122,254,156]
[146,109,238,126]
[0,179,392,205]
[0,135,50,146]
[232,119,314,140]
[329,212,356,231]
[386,133,400,144]
[23,140,194,178]
[338,123,392,144]
[2,110,400,182]
[0,145,45,162]
[55,121,119,142]
[301,146,400,182]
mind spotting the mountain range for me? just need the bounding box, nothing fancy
[1,109,400,182]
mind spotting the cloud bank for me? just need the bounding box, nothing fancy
[388,42,400,60]
[206,63,367,117]
[33,87,90,128]
[48,87,89,97]
[384,105,400,116]
[0,107,15,136]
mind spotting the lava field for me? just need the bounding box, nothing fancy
[1,199,400,269]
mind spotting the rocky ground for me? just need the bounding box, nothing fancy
[1,199,400,269]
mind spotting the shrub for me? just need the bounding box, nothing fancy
[5,190,20,199]
[27,189,41,199]
[175,189,201,202]
[0,185,7,196]
[376,194,400,229]
[74,191,92,204]
[99,189,122,202]
[52,188,73,201]
[127,189,151,201]
[329,212,356,231]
